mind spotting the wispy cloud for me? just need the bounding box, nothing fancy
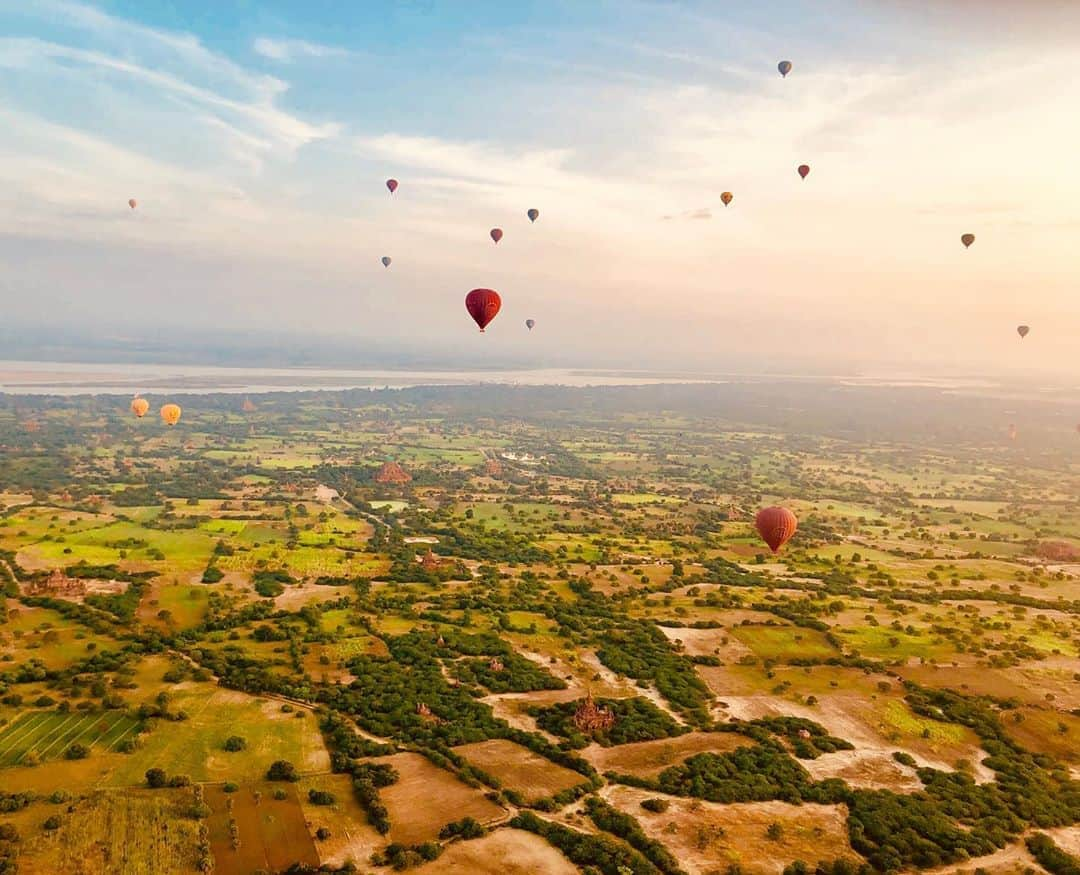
[253,37,353,63]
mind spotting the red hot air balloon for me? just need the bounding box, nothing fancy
[1017,325,1030,339]
[386,179,398,194]
[465,288,501,332]
[755,506,798,554]
[797,164,810,180]
[128,198,137,209]
[490,228,503,244]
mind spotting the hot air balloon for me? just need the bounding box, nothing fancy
[465,288,501,332]
[755,506,798,554]
[130,397,149,418]
[242,398,256,413]
[527,208,539,223]
[961,233,975,249]
[778,60,792,77]
[381,256,392,268]
[1008,423,1018,442]
[525,319,535,331]
[128,199,137,209]
[1017,325,1030,339]
[386,179,398,194]
[160,403,182,426]
[720,192,733,206]
[490,228,503,244]
[797,164,810,180]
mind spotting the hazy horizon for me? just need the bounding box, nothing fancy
[2,0,1078,378]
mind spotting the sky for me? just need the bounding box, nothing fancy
[0,0,1078,377]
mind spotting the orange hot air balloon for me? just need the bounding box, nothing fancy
[128,198,137,209]
[961,233,975,248]
[755,506,798,554]
[797,164,810,180]
[1017,325,1030,339]
[130,397,149,418]
[160,403,182,426]
[242,398,256,413]
[721,192,733,206]
[490,228,503,244]
[465,288,501,332]
[386,179,398,194]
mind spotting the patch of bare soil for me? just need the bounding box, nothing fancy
[415,828,579,874]
[372,753,506,846]
[584,732,751,779]
[453,739,585,802]
[601,785,856,875]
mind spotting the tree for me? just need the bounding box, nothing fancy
[145,768,168,788]
[766,822,784,842]
[223,736,247,752]
[266,760,299,782]
[65,743,90,760]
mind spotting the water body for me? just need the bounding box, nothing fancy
[0,359,1064,400]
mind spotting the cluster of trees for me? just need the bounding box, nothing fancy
[145,768,191,788]
[596,622,712,724]
[349,762,398,835]
[1026,834,1080,875]
[746,716,855,759]
[583,797,686,875]
[531,696,687,749]
[451,652,566,693]
[509,811,659,875]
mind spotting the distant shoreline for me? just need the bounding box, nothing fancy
[0,358,1030,397]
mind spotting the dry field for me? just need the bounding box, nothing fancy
[602,785,858,875]
[583,731,751,779]
[13,789,202,875]
[205,782,319,875]
[453,739,586,802]
[415,828,579,874]
[373,752,506,845]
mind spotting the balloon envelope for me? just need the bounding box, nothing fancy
[160,403,182,426]
[385,179,398,194]
[381,256,392,268]
[755,506,798,554]
[128,199,137,209]
[778,60,792,77]
[490,228,503,244]
[797,164,810,179]
[961,233,975,248]
[130,397,149,418]
[527,208,539,223]
[1017,325,1030,339]
[465,288,501,332]
[525,319,535,330]
[720,192,733,206]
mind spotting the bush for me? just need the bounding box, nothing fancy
[145,768,168,788]
[43,815,62,831]
[65,743,90,760]
[308,789,336,806]
[640,798,670,813]
[223,736,247,752]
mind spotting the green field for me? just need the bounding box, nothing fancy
[0,710,143,766]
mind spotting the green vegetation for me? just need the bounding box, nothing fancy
[1,382,1079,874]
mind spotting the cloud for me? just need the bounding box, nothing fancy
[253,37,352,63]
